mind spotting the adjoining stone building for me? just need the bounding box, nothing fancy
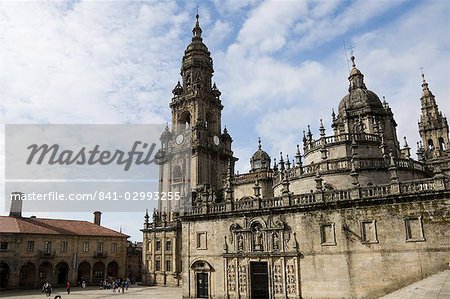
[126,241,143,283]
[142,15,450,298]
[0,207,128,290]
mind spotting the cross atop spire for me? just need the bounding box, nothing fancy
[192,13,202,39]
[351,55,356,67]
[420,68,431,93]
[420,67,428,85]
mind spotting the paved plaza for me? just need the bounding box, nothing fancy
[1,270,449,298]
[0,285,182,299]
[380,270,450,299]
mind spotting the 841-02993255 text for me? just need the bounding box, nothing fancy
[9,191,181,201]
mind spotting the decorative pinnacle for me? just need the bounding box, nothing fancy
[192,13,202,38]
[351,55,356,67]
[258,137,262,149]
[223,125,228,134]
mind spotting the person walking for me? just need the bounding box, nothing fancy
[46,282,52,297]
[121,279,125,293]
[66,280,71,294]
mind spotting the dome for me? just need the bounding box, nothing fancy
[250,139,271,171]
[252,148,270,161]
[338,88,383,115]
[221,127,232,141]
[338,55,383,115]
[172,81,183,96]
[185,40,210,54]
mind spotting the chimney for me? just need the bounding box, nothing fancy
[93,211,102,225]
[9,192,23,217]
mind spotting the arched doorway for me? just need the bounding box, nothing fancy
[0,262,10,289]
[93,262,105,284]
[55,262,69,285]
[19,262,36,288]
[107,261,119,278]
[38,262,53,284]
[77,262,91,285]
[191,260,214,299]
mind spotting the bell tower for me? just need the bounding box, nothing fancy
[168,14,234,195]
[418,72,449,159]
[142,15,236,287]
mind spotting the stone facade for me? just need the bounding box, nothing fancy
[0,211,128,289]
[126,241,143,282]
[142,15,450,298]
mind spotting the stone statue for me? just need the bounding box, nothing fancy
[273,232,280,251]
[254,226,263,250]
[237,234,244,251]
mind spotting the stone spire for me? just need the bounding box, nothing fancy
[418,71,449,158]
[180,14,214,95]
[348,55,367,92]
[192,13,202,41]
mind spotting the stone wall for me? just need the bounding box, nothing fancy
[0,233,127,289]
[181,196,450,298]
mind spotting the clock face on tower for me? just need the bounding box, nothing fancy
[176,134,184,145]
[213,135,220,146]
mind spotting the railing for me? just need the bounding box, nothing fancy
[360,185,391,198]
[305,133,380,152]
[273,156,429,186]
[400,179,435,193]
[234,198,255,211]
[38,250,56,258]
[291,193,316,205]
[93,251,108,258]
[209,202,226,213]
[324,190,351,202]
[260,197,283,208]
[182,175,447,217]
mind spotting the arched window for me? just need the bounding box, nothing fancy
[439,137,446,150]
[205,113,216,133]
[179,112,191,130]
[428,139,434,150]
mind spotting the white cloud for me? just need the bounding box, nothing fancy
[0,1,448,241]
[206,20,233,49]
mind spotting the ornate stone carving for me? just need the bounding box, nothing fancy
[273,259,283,294]
[228,216,292,254]
[286,260,297,295]
[272,232,280,251]
[238,265,247,293]
[253,224,263,251]
[227,264,236,293]
[237,234,244,252]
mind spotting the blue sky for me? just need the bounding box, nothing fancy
[1,0,449,241]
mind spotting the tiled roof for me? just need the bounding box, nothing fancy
[0,216,128,238]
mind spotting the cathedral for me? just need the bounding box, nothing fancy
[141,15,450,299]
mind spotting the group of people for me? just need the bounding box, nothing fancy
[100,277,130,293]
[41,277,131,296]
[41,281,69,297]
[41,282,52,296]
